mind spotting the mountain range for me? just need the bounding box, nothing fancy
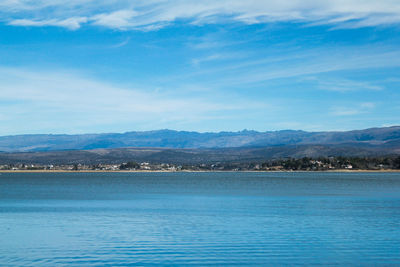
[1,126,399,152]
[0,126,399,164]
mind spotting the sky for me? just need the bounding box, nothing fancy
[0,0,399,135]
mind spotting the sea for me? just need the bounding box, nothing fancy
[0,172,399,266]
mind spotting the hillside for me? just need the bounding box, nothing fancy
[0,126,399,152]
[0,142,399,165]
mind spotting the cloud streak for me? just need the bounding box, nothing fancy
[162,44,400,89]
[330,102,376,116]
[0,67,267,134]
[2,0,400,30]
[302,77,383,92]
[9,17,87,30]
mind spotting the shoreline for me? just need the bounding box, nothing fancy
[0,169,399,173]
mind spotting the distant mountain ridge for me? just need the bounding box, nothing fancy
[0,126,399,152]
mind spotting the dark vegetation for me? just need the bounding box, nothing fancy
[2,156,399,171]
[0,144,399,166]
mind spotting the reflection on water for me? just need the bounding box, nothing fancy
[1,172,400,265]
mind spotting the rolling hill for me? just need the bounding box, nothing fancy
[0,126,399,152]
[0,126,399,164]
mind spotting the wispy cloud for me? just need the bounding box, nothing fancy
[9,17,87,30]
[2,1,400,30]
[191,52,246,66]
[91,10,137,30]
[232,50,400,85]
[110,37,130,48]
[303,77,383,92]
[330,102,376,116]
[162,44,400,89]
[0,66,267,134]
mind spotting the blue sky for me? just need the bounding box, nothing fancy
[0,0,399,135]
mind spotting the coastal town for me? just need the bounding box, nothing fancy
[1,157,399,172]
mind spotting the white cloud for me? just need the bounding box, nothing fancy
[9,17,87,30]
[92,10,137,29]
[2,0,400,30]
[0,67,266,133]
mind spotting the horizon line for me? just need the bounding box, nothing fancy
[1,125,399,138]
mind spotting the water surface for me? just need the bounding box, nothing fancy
[1,172,400,265]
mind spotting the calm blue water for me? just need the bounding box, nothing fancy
[1,172,400,266]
